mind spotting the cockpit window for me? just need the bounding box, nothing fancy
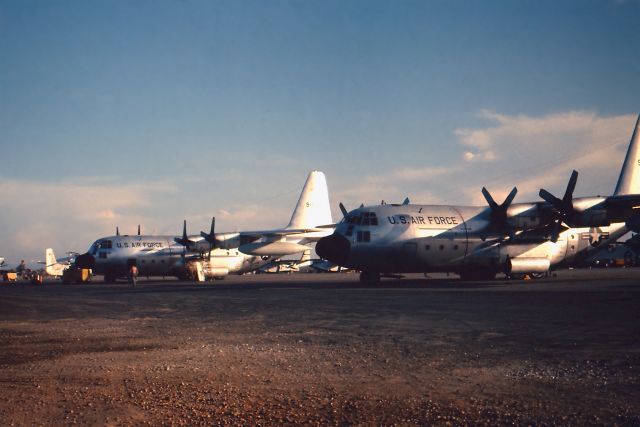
[96,240,112,249]
[344,212,378,227]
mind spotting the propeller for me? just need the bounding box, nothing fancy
[174,220,196,264]
[174,220,195,248]
[481,186,518,240]
[539,170,578,242]
[200,217,217,250]
[339,203,348,219]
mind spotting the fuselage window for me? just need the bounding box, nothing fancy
[439,245,444,251]
[370,214,378,226]
[453,245,459,250]
[99,252,107,259]
[425,245,430,250]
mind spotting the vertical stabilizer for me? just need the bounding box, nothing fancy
[614,114,640,195]
[287,171,332,229]
[45,248,57,276]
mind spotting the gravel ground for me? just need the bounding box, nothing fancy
[0,269,639,426]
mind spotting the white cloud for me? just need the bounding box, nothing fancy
[338,110,637,206]
[0,179,178,263]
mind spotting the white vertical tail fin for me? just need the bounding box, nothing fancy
[614,114,640,195]
[287,171,332,229]
[45,248,57,276]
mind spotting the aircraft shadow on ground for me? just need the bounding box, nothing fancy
[92,277,506,295]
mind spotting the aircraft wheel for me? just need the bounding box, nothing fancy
[460,270,496,281]
[359,271,380,283]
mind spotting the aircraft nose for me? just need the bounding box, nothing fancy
[75,252,95,269]
[316,233,350,265]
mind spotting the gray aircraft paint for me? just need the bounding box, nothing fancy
[317,114,640,280]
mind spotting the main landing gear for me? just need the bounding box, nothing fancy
[459,270,497,281]
[359,271,380,283]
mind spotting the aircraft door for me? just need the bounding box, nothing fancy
[565,232,579,259]
[403,242,417,257]
[398,242,419,271]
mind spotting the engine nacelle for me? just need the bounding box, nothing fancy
[239,241,310,256]
[507,257,550,274]
[626,214,640,233]
[215,232,241,249]
[576,209,608,227]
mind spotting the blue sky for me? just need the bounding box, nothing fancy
[0,0,639,263]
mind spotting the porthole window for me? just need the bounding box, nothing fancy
[439,245,444,251]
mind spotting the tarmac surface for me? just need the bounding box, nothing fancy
[0,269,639,426]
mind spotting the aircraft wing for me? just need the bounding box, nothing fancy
[237,224,336,239]
[604,194,640,209]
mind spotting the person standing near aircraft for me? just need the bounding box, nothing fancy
[128,263,138,287]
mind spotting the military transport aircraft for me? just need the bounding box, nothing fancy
[75,171,333,282]
[317,115,640,282]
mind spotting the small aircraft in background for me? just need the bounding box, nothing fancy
[41,248,76,277]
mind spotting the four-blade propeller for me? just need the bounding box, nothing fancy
[538,170,578,242]
[174,220,195,249]
[200,217,217,250]
[481,186,518,240]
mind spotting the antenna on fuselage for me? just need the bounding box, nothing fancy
[137,225,141,236]
[116,226,120,236]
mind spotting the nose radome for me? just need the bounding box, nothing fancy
[316,233,350,265]
[75,253,96,269]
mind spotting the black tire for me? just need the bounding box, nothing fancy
[460,270,496,281]
[359,271,380,283]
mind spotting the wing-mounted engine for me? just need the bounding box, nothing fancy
[538,170,579,242]
[198,217,244,250]
[238,240,310,256]
[480,186,518,240]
